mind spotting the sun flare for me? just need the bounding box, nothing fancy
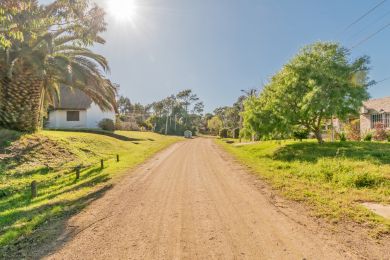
[107,0,139,24]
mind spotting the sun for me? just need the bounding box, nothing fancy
[107,0,139,24]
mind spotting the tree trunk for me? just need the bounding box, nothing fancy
[174,114,177,132]
[165,115,168,135]
[0,69,44,132]
[314,129,324,144]
[331,116,335,142]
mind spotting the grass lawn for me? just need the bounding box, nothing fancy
[217,139,390,236]
[0,129,181,248]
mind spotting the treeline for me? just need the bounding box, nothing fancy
[206,90,257,139]
[116,89,205,135]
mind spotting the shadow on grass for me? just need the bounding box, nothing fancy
[47,128,146,142]
[0,164,113,258]
[0,183,113,259]
[0,166,104,209]
[272,141,390,164]
[0,128,23,153]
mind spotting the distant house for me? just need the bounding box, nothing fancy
[47,86,116,129]
[360,97,390,134]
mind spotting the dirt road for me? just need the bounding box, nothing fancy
[44,138,361,259]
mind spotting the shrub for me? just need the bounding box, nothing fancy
[363,132,372,142]
[239,127,253,140]
[219,128,229,138]
[373,122,387,141]
[344,119,360,141]
[98,118,115,131]
[115,120,139,131]
[293,129,309,141]
[232,128,240,139]
[339,132,347,142]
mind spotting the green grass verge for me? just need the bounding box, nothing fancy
[0,130,181,247]
[217,138,390,236]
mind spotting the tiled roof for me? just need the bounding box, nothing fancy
[53,85,92,110]
[362,97,390,113]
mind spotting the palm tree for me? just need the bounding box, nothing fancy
[0,0,117,131]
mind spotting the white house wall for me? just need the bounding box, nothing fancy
[47,103,115,129]
[86,103,116,128]
[48,110,87,129]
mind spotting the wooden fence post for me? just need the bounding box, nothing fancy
[101,159,104,169]
[76,166,80,180]
[116,154,119,162]
[31,181,37,199]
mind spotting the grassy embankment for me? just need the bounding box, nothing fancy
[217,139,390,236]
[0,129,181,248]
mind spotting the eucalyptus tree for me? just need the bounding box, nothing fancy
[192,101,204,115]
[118,96,132,115]
[176,89,199,114]
[162,95,176,135]
[144,89,203,135]
[0,0,117,131]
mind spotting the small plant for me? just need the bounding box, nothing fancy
[363,132,372,142]
[98,118,115,131]
[344,119,360,141]
[339,132,347,142]
[219,128,229,138]
[373,122,387,141]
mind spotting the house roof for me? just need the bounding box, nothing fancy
[53,85,93,110]
[362,96,390,113]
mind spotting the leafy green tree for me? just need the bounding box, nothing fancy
[118,96,132,115]
[192,101,204,115]
[243,42,371,143]
[207,116,223,136]
[0,0,117,131]
[177,89,199,113]
[145,89,203,135]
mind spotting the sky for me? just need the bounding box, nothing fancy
[40,0,390,112]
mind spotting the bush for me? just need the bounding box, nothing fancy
[363,132,372,142]
[373,122,387,141]
[219,128,229,138]
[232,128,240,139]
[292,129,309,141]
[239,127,252,140]
[115,120,139,131]
[98,118,115,131]
[344,119,360,141]
[339,132,347,142]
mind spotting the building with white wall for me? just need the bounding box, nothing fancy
[47,86,116,129]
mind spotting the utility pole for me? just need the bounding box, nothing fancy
[165,114,168,135]
[239,101,243,143]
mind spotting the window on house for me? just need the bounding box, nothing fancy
[66,111,80,121]
[386,113,390,128]
[371,113,390,128]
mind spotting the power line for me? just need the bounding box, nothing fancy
[342,0,388,32]
[348,8,390,40]
[375,76,390,84]
[351,21,390,48]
